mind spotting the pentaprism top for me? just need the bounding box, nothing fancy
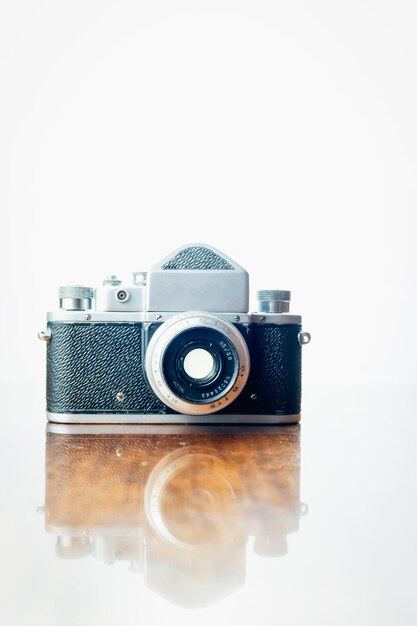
[146,244,249,313]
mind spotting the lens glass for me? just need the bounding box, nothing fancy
[162,327,239,404]
[183,348,215,381]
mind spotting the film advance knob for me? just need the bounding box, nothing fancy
[59,285,94,311]
[257,290,291,313]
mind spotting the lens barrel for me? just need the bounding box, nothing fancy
[145,312,250,415]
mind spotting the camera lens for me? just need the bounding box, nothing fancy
[162,328,238,404]
[145,312,250,415]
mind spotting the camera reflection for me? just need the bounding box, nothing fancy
[44,424,307,607]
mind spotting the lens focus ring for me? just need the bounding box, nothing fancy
[145,312,250,415]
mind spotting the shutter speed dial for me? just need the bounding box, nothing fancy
[257,290,291,314]
[59,286,94,311]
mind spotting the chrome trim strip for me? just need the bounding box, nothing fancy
[47,412,301,426]
[47,311,147,322]
[46,311,300,324]
[250,313,301,324]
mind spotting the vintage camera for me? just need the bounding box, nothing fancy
[39,244,310,424]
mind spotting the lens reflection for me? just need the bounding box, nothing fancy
[44,424,305,607]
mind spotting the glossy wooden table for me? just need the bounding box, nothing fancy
[1,383,416,625]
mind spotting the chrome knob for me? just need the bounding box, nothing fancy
[257,290,291,313]
[59,285,94,311]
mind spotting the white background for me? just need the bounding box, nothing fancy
[1,4,417,625]
[1,0,416,387]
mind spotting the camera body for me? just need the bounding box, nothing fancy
[40,244,310,424]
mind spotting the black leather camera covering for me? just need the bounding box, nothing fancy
[47,322,301,416]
